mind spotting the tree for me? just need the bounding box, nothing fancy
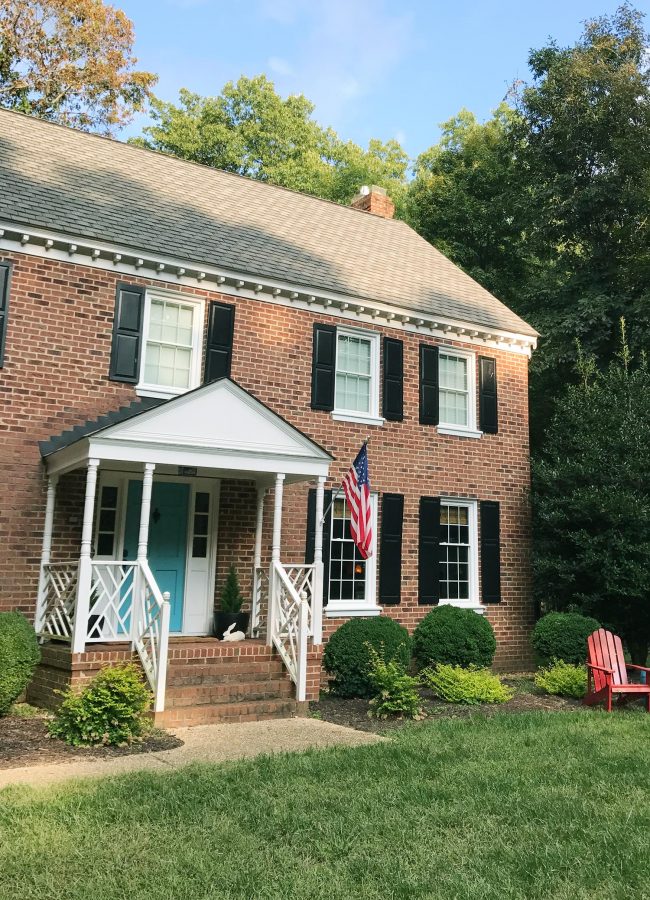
[407,104,530,306]
[135,75,409,211]
[532,323,650,665]
[0,0,157,132]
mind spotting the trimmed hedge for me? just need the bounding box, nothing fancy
[323,616,411,698]
[412,605,496,669]
[532,612,601,665]
[0,612,40,716]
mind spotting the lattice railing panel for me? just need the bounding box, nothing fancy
[39,563,78,640]
[270,561,309,699]
[132,561,170,712]
[251,567,269,637]
[87,562,137,641]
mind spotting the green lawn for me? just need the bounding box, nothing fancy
[2,712,650,900]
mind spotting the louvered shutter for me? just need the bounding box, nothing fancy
[480,500,501,602]
[311,324,336,411]
[204,301,235,382]
[419,344,439,425]
[0,261,11,367]
[109,283,145,383]
[418,496,441,604]
[382,338,404,421]
[379,493,404,604]
[479,357,498,434]
[306,488,333,603]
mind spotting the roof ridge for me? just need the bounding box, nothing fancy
[0,107,404,225]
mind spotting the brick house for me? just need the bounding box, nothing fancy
[0,110,538,725]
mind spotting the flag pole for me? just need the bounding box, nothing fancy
[319,438,370,525]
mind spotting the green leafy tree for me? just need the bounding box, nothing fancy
[532,323,650,664]
[0,0,157,132]
[134,75,408,211]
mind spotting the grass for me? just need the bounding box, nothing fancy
[1,712,650,900]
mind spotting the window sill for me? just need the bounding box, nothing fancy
[437,425,482,439]
[438,600,486,615]
[325,604,382,618]
[331,411,384,427]
[135,385,193,400]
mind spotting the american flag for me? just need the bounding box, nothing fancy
[342,443,373,559]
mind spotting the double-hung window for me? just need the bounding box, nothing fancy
[438,499,478,606]
[326,495,379,616]
[138,293,203,397]
[332,329,381,424]
[438,349,479,436]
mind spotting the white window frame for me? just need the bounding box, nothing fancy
[325,492,380,617]
[438,497,482,612]
[331,327,383,427]
[136,289,205,399]
[437,347,482,439]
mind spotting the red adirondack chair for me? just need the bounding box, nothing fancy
[584,628,650,712]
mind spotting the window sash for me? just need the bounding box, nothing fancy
[439,502,472,602]
[140,294,201,392]
[439,353,471,427]
[328,497,368,603]
[334,332,376,415]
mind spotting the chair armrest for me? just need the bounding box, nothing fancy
[587,663,614,674]
[626,664,650,673]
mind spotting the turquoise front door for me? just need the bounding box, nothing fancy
[123,481,190,633]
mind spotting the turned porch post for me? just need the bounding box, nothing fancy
[312,475,326,645]
[137,463,156,562]
[266,473,285,644]
[34,474,58,633]
[251,485,265,636]
[72,458,99,653]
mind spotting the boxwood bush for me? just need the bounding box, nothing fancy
[0,612,40,716]
[412,605,496,669]
[48,664,152,746]
[323,616,410,698]
[532,612,600,665]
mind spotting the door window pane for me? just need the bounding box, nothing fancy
[96,484,119,558]
[191,491,210,558]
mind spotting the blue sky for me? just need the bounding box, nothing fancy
[120,0,645,158]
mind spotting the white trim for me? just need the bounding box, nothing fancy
[437,426,482,440]
[331,412,385,427]
[325,605,382,618]
[137,289,204,399]
[333,326,381,421]
[438,497,480,608]
[438,346,477,432]
[0,222,537,356]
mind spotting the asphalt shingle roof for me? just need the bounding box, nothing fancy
[0,109,536,337]
[39,397,163,457]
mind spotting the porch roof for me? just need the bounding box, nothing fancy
[41,378,333,479]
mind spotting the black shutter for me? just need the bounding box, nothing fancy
[311,324,336,411]
[379,493,404,604]
[306,488,332,603]
[479,357,498,434]
[204,301,235,382]
[418,496,441,604]
[480,500,501,602]
[419,344,439,425]
[109,283,145,383]
[0,261,11,368]
[382,338,404,421]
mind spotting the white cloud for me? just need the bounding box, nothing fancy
[268,56,295,77]
[395,130,407,146]
[257,0,413,128]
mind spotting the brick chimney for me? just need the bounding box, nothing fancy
[350,185,395,219]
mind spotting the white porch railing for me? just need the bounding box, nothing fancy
[87,561,137,641]
[132,561,171,713]
[269,561,315,701]
[251,566,269,637]
[38,562,79,639]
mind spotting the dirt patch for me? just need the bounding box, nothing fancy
[0,713,183,770]
[311,678,585,734]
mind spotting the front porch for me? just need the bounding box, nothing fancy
[31,379,332,723]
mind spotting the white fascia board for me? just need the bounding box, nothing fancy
[0,221,538,355]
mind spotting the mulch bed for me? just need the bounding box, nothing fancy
[311,677,585,734]
[0,712,183,770]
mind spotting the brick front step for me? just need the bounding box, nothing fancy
[155,698,298,727]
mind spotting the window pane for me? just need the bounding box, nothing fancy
[328,495,370,604]
[102,486,118,508]
[195,492,209,514]
[99,509,116,532]
[97,533,114,556]
[439,503,473,602]
[192,536,207,558]
[143,297,195,389]
[439,354,470,427]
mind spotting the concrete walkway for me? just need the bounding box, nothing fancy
[0,718,383,790]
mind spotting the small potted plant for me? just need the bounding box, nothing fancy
[214,565,250,639]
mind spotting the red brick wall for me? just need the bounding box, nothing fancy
[0,249,534,670]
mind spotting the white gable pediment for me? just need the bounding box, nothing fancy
[95,379,331,467]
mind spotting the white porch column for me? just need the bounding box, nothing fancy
[137,463,156,561]
[251,485,265,636]
[266,473,285,644]
[72,458,99,653]
[312,475,326,645]
[35,474,58,633]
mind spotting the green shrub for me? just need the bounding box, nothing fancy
[532,612,601,665]
[366,645,424,719]
[323,617,410,698]
[412,605,496,670]
[220,564,244,614]
[48,664,151,746]
[421,664,513,704]
[534,660,587,699]
[0,612,40,716]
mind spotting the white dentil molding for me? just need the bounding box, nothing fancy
[0,221,537,357]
